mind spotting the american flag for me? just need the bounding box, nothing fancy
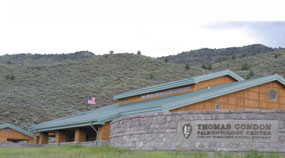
[88,96,96,105]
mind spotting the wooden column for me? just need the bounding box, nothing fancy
[0,138,7,142]
[34,133,40,144]
[55,131,66,143]
[98,122,110,140]
[28,138,34,144]
[75,129,86,142]
[40,133,48,144]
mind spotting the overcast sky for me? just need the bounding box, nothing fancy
[0,0,284,57]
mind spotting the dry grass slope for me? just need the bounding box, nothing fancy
[210,50,285,79]
[0,53,205,129]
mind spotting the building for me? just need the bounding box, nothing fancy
[0,123,34,144]
[30,70,285,144]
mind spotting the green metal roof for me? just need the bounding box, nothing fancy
[30,73,285,133]
[0,123,34,138]
[113,70,244,100]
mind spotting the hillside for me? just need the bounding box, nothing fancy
[209,50,285,79]
[0,51,95,65]
[160,44,276,66]
[0,53,205,129]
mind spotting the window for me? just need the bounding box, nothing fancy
[185,86,191,91]
[270,90,277,100]
[215,104,220,110]
[140,85,192,100]
[121,98,128,103]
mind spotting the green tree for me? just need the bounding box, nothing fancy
[164,58,169,63]
[185,64,190,70]
[208,64,212,70]
[231,55,236,60]
[247,70,254,79]
[274,54,278,58]
[201,65,207,69]
[149,74,153,79]
[109,50,114,55]
[137,50,141,55]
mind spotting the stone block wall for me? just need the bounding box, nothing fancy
[110,110,285,152]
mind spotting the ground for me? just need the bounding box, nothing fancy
[0,145,283,158]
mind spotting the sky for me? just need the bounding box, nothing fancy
[0,0,285,57]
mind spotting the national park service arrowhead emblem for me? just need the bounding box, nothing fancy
[182,124,192,139]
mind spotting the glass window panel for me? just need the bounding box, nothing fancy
[215,104,220,110]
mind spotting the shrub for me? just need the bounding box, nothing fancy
[241,63,250,70]
[5,75,15,81]
[247,70,254,79]
[185,64,190,70]
[201,65,207,69]
[208,64,212,70]
[164,58,169,63]
[109,50,114,55]
[274,54,278,58]
[231,55,236,60]
[10,75,15,80]
[137,51,141,55]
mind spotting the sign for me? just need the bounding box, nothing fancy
[177,120,278,142]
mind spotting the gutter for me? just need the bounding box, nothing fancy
[90,121,99,145]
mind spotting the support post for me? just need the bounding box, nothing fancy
[40,132,48,144]
[75,129,86,142]
[55,131,66,143]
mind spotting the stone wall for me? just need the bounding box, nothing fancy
[110,110,285,152]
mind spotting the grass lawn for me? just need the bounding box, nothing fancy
[0,145,284,158]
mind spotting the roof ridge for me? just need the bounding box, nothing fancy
[113,70,244,100]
